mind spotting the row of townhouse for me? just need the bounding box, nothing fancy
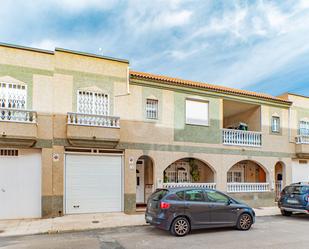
[0,42,309,220]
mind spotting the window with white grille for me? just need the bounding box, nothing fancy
[146,99,158,119]
[227,171,243,183]
[77,90,109,115]
[299,120,309,135]
[0,82,27,109]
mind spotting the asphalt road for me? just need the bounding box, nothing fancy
[1,215,308,249]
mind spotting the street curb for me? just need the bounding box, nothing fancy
[0,224,149,238]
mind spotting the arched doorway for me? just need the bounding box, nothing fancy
[274,162,285,200]
[227,160,269,192]
[163,158,215,188]
[136,156,154,205]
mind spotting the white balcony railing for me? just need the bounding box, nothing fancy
[222,129,262,147]
[0,108,37,123]
[162,182,216,189]
[295,135,309,144]
[227,182,270,193]
[67,112,120,128]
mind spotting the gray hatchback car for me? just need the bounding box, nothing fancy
[145,188,255,236]
[278,182,309,216]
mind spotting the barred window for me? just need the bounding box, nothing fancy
[146,99,158,119]
[0,82,27,109]
[77,90,109,115]
[299,120,309,135]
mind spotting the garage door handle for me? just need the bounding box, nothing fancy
[73,205,80,208]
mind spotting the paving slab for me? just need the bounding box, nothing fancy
[0,206,280,237]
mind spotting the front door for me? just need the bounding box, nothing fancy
[136,160,145,203]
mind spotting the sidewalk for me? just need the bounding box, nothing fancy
[0,207,280,237]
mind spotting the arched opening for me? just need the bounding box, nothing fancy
[227,160,269,192]
[274,161,285,200]
[163,158,215,188]
[136,156,154,206]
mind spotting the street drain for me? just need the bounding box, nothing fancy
[92,220,100,224]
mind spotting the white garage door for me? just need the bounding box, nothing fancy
[65,154,123,214]
[292,161,309,183]
[0,149,41,220]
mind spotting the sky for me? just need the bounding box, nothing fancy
[1,0,309,96]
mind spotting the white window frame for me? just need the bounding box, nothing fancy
[146,98,158,120]
[299,120,309,136]
[227,169,244,183]
[77,90,109,115]
[271,116,280,133]
[185,99,209,126]
[0,82,27,109]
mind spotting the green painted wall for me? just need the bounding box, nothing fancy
[55,69,126,114]
[174,92,221,143]
[118,142,292,158]
[0,63,53,109]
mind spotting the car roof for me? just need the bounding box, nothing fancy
[289,182,309,186]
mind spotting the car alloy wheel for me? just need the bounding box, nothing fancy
[171,217,190,236]
[237,213,252,230]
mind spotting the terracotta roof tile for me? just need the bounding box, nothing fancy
[130,71,291,105]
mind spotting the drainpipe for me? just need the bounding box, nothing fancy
[115,66,131,97]
[126,66,130,94]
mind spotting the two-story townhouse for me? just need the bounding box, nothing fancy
[127,72,293,209]
[0,43,129,219]
[279,93,309,182]
[0,42,302,220]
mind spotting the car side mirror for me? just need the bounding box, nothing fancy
[226,199,232,205]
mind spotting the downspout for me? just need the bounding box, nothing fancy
[115,66,130,97]
[126,66,130,94]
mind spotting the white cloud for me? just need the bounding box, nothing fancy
[1,0,309,95]
[30,39,60,50]
[51,0,120,12]
[123,4,192,34]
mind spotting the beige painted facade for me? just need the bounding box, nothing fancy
[0,43,309,218]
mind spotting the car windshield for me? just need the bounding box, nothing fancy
[284,185,309,195]
[150,189,169,201]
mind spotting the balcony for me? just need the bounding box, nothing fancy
[295,135,309,158]
[66,112,120,148]
[223,99,262,147]
[223,129,262,147]
[0,108,37,147]
[227,182,270,193]
[162,182,216,189]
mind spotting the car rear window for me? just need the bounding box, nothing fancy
[150,189,169,201]
[283,185,309,195]
[165,191,184,201]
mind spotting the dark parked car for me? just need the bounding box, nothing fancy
[278,182,309,216]
[145,188,255,236]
